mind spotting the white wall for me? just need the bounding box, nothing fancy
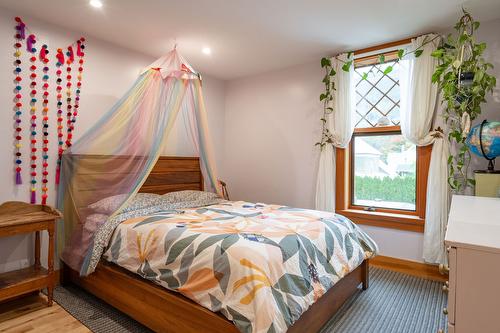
[224,62,322,208]
[0,9,225,272]
[224,18,500,263]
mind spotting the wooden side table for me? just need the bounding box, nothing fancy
[0,201,61,306]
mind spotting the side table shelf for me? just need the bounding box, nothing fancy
[0,201,61,306]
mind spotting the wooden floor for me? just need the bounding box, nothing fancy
[0,293,89,333]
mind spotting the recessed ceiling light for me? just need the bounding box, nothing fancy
[202,47,211,55]
[89,0,103,8]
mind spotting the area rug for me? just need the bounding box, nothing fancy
[53,267,447,333]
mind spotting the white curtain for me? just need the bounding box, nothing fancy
[315,53,355,211]
[400,34,450,264]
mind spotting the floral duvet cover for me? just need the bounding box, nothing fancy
[102,201,378,333]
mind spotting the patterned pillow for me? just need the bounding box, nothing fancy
[162,190,221,203]
[88,193,163,215]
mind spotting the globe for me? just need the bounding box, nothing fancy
[466,121,500,169]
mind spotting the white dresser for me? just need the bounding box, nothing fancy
[444,195,500,333]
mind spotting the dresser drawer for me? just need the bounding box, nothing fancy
[447,246,457,325]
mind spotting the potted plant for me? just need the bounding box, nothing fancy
[431,9,497,193]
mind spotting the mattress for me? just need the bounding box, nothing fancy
[102,200,378,333]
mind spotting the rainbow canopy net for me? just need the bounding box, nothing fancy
[57,49,221,275]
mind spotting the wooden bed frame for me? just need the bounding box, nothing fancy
[62,156,369,333]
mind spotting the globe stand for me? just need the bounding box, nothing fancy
[477,120,499,174]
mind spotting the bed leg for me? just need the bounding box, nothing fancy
[60,262,71,286]
[362,260,369,290]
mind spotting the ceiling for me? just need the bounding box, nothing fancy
[2,0,500,80]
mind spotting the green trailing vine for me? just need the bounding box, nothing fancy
[431,9,496,193]
[317,37,435,148]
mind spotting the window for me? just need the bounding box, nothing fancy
[335,44,431,232]
[352,131,416,211]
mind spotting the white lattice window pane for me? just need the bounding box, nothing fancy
[356,79,372,95]
[387,85,399,102]
[377,75,396,93]
[366,110,382,125]
[353,112,362,125]
[365,88,383,106]
[376,96,395,114]
[356,119,371,128]
[366,67,384,85]
[388,106,401,125]
[354,59,401,128]
[357,99,372,115]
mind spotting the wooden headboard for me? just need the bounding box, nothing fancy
[140,156,203,194]
[68,155,203,197]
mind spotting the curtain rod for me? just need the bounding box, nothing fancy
[353,37,413,55]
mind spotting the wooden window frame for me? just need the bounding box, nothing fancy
[335,38,432,233]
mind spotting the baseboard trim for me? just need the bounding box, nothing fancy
[369,255,447,282]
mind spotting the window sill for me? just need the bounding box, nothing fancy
[336,209,424,232]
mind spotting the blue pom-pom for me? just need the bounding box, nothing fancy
[15,86,21,90]
[15,159,22,164]
[15,67,21,72]
[31,131,36,135]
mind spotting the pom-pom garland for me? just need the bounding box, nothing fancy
[28,35,38,204]
[13,19,24,185]
[55,52,64,185]
[56,38,86,184]
[40,46,50,205]
[64,47,73,150]
[67,38,85,149]
[12,17,87,203]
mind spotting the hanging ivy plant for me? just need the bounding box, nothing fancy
[431,9,496,193]
[316,56,338,148]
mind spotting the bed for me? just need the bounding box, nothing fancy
[62,156,376,333]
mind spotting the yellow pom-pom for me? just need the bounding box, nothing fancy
[15,143,22,148]
[31,187,36,192]
[31,107,36,112]
[14,50,21,57]
[77,75,82,80]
